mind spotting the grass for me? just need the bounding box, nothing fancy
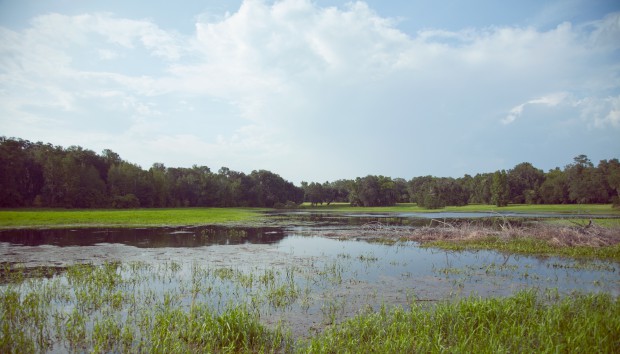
[302,290,620,353]
[299,202,620,215]
[0,208,266,229]
[1,262,618,353]
[425,236,620,262]
[1,204,618,229]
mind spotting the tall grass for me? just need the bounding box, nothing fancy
[302,290,620,353]
[1,262,618,353]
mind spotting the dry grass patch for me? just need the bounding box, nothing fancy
[320,220,620,260]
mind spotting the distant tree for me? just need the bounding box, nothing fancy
[566,155,608,204]
[322,182,337,205]
[393,178,410,203]
[329,179,353,202]
[507,162,544,204]
[539,168,569,204]
[598,159,620,207]
[469,173,493,204]
[305,182,325,206]
[491,170,510,207]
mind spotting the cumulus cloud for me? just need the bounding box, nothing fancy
[0,1,619,180]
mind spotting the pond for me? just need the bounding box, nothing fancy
[1,212,619,342]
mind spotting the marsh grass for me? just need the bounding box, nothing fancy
[323,221,620,261]
[1,261,619,353]
[302,290,620,353]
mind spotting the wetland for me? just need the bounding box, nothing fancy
[1,210,619,352]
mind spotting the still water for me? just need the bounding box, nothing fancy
[1,218,618,336]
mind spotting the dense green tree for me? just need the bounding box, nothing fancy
[393,178,410,203]
[304,182,325,206]
[508,162,545,204]
[407,176,468,209]
[565,155,608,204]
[350,175,398,207]
[469,173,493,204]
[1,137,618,209]
[598,159,620,207]
[0,138,31,206]
[491,170,510,207]
[321,182,337,205]
[539,168,569,204]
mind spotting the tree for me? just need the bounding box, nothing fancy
[598,159,620,207]
[565,155,608,204]
[539,168,569,204]
[469,173,492,204]
[304,182,325,206]
[507,162,544,204]
[491,170,510,207]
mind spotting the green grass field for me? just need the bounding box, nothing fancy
[0,204,618,229]
[0,208,266,229]
[300,202,620,214]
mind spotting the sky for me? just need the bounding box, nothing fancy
[1,0,619,184]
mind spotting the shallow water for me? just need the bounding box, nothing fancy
[1,218,619,337]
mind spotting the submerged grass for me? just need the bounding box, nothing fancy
[0,208,265,229]
[1,261,618,353]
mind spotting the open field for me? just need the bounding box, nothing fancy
[1,204,618,229]
[0,208,266,229]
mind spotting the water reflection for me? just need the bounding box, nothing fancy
[0,226,285,248]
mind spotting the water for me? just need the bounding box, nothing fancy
[1,217,619,337]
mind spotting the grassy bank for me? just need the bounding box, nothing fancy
[0,208,265,229]
[1,262,617,353]
[301,202,620,214]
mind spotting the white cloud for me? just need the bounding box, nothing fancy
[577,95,620,128]
[503,92,569,124]
[0,1,619,180]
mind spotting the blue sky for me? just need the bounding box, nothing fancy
[1,0,619,183]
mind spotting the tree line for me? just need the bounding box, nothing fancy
[0,137,303,208]
[1,137,619,209]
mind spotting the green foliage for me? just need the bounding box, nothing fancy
[492,170,510,207]
[1,137,619,211]
[349,175,398,207]
[0,137,303,209]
